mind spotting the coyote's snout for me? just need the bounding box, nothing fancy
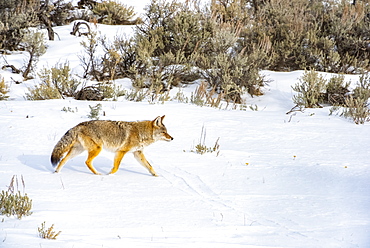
[51,115,173,176]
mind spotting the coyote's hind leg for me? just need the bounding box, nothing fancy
[85,146,102,175]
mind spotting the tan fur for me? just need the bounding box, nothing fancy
[51,116,173,176]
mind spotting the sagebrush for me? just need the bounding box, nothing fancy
[38,221,62,240]
[329,72,370,124]
[190,126,220,156]
[292,69,326,108]
[0,175,32,219]
[92,0,139,25]
[0,77,9,100]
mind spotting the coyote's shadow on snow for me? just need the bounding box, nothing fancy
[18,154,94,174]
[18,154,52,172]
[18,154,149,176]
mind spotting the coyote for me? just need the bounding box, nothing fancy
[51,116,173,176]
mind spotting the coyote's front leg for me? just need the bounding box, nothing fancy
[133,150,158,177]
[109,150,128,174]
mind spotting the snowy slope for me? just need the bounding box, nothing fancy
[1,5,370,248]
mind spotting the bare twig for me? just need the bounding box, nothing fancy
[286,104,304,115]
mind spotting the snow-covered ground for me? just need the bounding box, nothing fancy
[1,3,370,248]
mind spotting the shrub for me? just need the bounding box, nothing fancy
[339,72,370,124]
[0,0,39,51]
[92,0,137,25]
[190,81,223,108]
[21,30,47,79]
[0,175,32,219]
[77,0,266,104]
[211,0,250,24]
[173,88,189,103]
[323,1,370,73]
[353,72,370,101]
[102,28,199,90]
[25,82,61,100]
[197,47,265,102]
[0,191,32,219]
[341,96,370,124]
[137,0,211,58]
[237,0,370,73]
[73,0,370,108]
[50,63,81,97]
[123,88,149,102]
[87,103,102,120]
[148,89,171,104]
[98,82,125,100]
[102,36,138,80]
[26,63,84,100]
[130,0,206,89]
[327,72,370,124]
[324,75,350,106]
[132,0,211,89]
[62,106,78,113]
[0,77,9,100]
[189,126,220,156]
[38,221,61,240]
[134,0,266,101]
[97,35,153,83]
[37,63,81,98]
[26,64,83,100]
[79,31,101,81]
[101,43,121,81]
[48,0,74,26]
[292,70,326,108]
[0,0,85,50]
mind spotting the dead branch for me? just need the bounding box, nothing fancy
[2,65,21,74]
[286,104,304,115]
[70,22,91,37]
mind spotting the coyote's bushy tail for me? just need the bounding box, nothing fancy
[51,128,77,167]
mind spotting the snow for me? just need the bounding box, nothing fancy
[1,3,370,248]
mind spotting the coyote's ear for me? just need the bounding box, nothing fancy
[161,115,166,121]
[153,116,163,127]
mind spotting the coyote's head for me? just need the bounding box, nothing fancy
[152,115,173,142]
